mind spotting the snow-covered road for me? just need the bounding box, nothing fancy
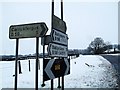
[0,55,118,89]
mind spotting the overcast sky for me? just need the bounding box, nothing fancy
[0,0,119,55]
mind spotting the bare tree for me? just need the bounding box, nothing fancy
[88,37,106,54]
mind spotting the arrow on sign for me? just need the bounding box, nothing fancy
[9,22,48,39]
[44,59,55,79]
[51,29,68,46]
[64,58,70,75]
[43,58,70,81]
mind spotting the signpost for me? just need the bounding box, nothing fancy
[53,15,67,33]
[48,43,68,57]
[9,22,48,39]
[9,22,48,90]
[40,0,69,90]
[43,58,70,81]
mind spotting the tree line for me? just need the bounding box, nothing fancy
[68,37,120,55]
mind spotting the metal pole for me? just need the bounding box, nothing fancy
[41,37,45,87]
[52,0,54,27]
[35,37,39,90]
[61,0,63,20]
[51,1,54,90]
[57,77,61,88]
[61,0,64,90]
[62,76,64,90]
[14,38,19,90]
[51,79,54,90]
[50,58,54,90]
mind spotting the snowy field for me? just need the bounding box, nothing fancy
[0,55,119,89]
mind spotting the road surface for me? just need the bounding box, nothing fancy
[101,54,120,87]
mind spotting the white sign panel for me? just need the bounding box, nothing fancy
[9,22,48,39]
[48,43,68,57]
[51,29,68,46]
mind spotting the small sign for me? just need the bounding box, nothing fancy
[51,29,68,46]
[41,35,51,45]
[9,22,48,39]
[53,15,67,33]
[43,58,70,81]
[48,43,68,57]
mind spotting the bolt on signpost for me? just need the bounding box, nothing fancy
[9,22,48,90]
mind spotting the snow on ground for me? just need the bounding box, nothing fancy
[65,55,118,88]
[0,55,118,89]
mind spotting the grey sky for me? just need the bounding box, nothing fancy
[0,0,119,55]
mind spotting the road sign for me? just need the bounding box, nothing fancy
[51,29,68,46]
[48,43,68,57]
[9,22,48,39]
[41,35,51,45]
[53,15,67,33]
[43,58,70,81]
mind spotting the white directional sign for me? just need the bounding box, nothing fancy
[48,43,68,57]
[51,29,68,46]
[9,22,48,39]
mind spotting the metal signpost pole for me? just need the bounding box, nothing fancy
[41,37,45,87]
[51,79,54,90]
[61,0,65,90]
[35,37,39,90]
[51,0,54,90]
[61,0,63,20]
[62,75,64,90]
[58,77,61,88]
[14,38,19,90]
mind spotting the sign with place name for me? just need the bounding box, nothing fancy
[53,15,67,33]
[9,22,48,39]
[51,29,68,46]
[43,58,70,81]
[48,43,68,57]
